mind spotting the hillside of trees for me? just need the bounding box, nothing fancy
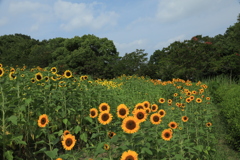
[0,14,239,81]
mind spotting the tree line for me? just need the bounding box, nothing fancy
[0,14,239,81]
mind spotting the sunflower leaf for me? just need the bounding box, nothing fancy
[7,115,18,125]
[80,132,88,143]
[44,148,58,159]
[141,147,153,155]
[4,150,13,160]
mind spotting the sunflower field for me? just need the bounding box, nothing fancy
[0,64,217,160]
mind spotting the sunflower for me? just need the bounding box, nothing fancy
[64,70,72,78]
[0,63,2,68]
[142,101,150,108]
[151,104,158,112]
[120,150,138,160]
[161,129,173,141]
[186,98,191,103]
[150,113,162,125]
[31,78,36,83]
[159,98,165,104]
[58,81,66,87]
[182,116,189,122]
[98,111,113,125]
[99,103,110,112]
[206,122,212,127]
[173,93,178,97]
[133,109,147,123]
[63,130,71,137]
[196,98,202,103]
[61,134,76,150]
[108,131,116,138]
[80,75,88,81]
[191,90,197,94]
[0,68,4,77]
[117,104,129,119]
[168,121,178,129]
[50,67,57,74]
[89,108,98,118]
[10,67,15,73]
[158,109,166,118]
[134,103,144,110]
[56,158,63,160]
[38,114,49,127]
[104,144,110,150]
[9,72,17,80]
[168,99,172,104]
[35,72,43,81]
[145,108,151,114]
[121,116,140,134]
[206,97,211,100]
[44,76,49,82]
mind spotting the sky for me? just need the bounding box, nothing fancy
[0,0,240,57]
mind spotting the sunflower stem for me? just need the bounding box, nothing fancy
[1,86,6,160]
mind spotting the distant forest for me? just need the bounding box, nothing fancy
[0,14,239,81]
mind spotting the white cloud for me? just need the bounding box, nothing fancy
[54,0,118,31]
[154,34,186,50]
[114,39,148,56]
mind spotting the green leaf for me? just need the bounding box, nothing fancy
[84,116,93,123]
[174,154,185,160]
[7,115,18,125]
[141,147,153,155]
[4,150,13,160]
[194,145,203,152]
[63,118,68,125]
[74,125,81,134]
[80,132,88,143]
[44,148,58,159]
[25,98,32,105]
[94,142,105,157]
[11,135,26,145]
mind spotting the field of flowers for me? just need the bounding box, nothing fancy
[0,64,216,160]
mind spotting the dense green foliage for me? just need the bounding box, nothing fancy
[0,15,240,80]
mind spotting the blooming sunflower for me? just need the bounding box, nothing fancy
[99,103,110,112]
[186,98,191,103]
[159,98,165,103]
[117,104,129,119]
[168,99,172,104]
[63,130,71,136]
[173,93,178,97]
[206,97,211,100]
[133,109,147,123]
[31,78,36,83]
[108,131,116,138]
[196,98,202,103]
[44,76,49,82]
[0,67,4,77]
[89,108,98,118]
[151,104,158,112]
[10,67,15,73]
[150,113,161,125]
[168,121,178,129]
[35,72,43,81]
[80,75,88,81]
[56,158,63,160]
[142,101,150,108]
[64,70,72,78]
[104,144,110,150]
[0,63,2,67]
[134,103,144,110]
[9,72,17,80]
[161,129,173,141]
[145,108,151,114]
[121,116,140,134]
[61,134,76,150]
[38,114,49,127]
[50,67,57,74]
[98,111,113,125]
[206,122,212,127]
[182,116,189,122]
[120,150,138,160]
[158,109,166,118]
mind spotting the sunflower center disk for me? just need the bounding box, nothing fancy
[102,106,107,111]
[102,114,109,121]
[119,109,126,115]
[153,116,159,122]
[126,120,136,130]
[137,113,144,119]
[91,111,95,116]
[66,138,73,147]
[41,118,46,125]
[125,155,134,160]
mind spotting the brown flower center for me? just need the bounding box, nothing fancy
[102,113,109,121]
[152,106,156,110]
[66,138,73,147]
[125,155,134,160]
[66,72,71,76]
[164,132,170,138]
[91,111,96,116]
[41,118,46,125]
[153,116,160,122]
[119,108,126,116]
[126,120,136,130]
[101,105,108,111]
[36,75,42,80]
[136,106,144,110]
[136,112,144,120]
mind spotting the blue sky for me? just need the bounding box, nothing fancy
[0,0,239,57]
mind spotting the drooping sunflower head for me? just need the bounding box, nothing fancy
[158,109,166,118]
[120,150,138,160]
[99,103,110,112]
[108,131,116,138]
[196,98,202,103]
[161,129,173,141]
[61,134,77,150]
[159,98,165,104]
[133,109,147,123]
[151,104,158,112]
[63,130,71,137]
[182,116,189,122]
[89,108,98,118]
[145,108,151,114]
[37,114,49,127]
[9,72,17,80]
[35,72,43,81]
[117,104,129,119]
[168,121,178,129]
[64,70,73,78]
[150,113,162,125]
[121,116,140,134]
[98,111,113,125]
